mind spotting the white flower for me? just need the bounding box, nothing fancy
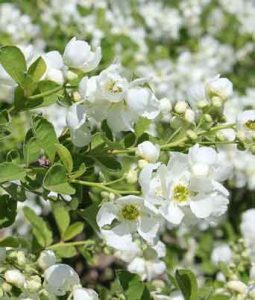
[187,83,207,108]
[206,75,233,101]
[139,150,229,225]
[43,51,64,85]
[73,287,99,300]
[240,209,255,261]
[211,244,233,265]
[43,264,80,296]
[227,280,248,294]
[66,104,92,147]
[63,37,101,72]
[152,291,184,300]
[79,64,159,133]
[38,250,56,270]
[136,141,160,163]
[96,195,160,250]
[237,110,255,140]
[5,269,25,288]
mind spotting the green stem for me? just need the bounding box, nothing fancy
[71,179,140,195]
[47,240,91,250]
[28,86,64,100]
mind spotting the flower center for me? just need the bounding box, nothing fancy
[121,204,140,221]
[173,184,190,203]
[245,120,255,131]
[105,80,123,94]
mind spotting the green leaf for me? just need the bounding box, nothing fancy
[55,144,73,173]
[94,156,122,171]
[0,162,26,183]
[0,46,27,86]
[32,115,58,162]
[24,137,41,165]
[28,57,46,82]
[44,164,75,195]
[23,206,53,247]
[0,195,17,228]
[54,245,77,258]
[0,236,28,248]
[64,222,84,241]
[2,182,26,202]
[52,205,70,239]
[79,203,100,232]
[135,117,151,138]
[175,269,198,300]
[117,271,152,300]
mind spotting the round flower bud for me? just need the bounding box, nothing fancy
[174,101,188,113]
[211,96,223,108]
[126,168,138,184]
[38,250,56,270]
[186,130,197,141]
[63,37,101,72]
[16,251,26,266]
[73,287,99,300]
[138,159,149,169]
[184,109,195,123]
[5,269,25,288]
[43,264,80,296]
[136,141,160,163]
[159,97,172,113]
[206,76,233,101]
[227,280,247,294]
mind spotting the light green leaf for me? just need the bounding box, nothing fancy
[0,110,10,125]
[23,206,53,247]
[64,222,84,241]
[70,163,86,179]
[0,162,26,183]
[32,115,58,162]
[44,164,75,195]
[135,117,150,138]
[55,144,73,173]
[28,57,46,82]
[175,269,198,300]
[0,46,27,86]
[52,205,70,239]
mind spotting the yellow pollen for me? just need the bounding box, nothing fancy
[105,80,123,94]
[173,184,190,203]
[121,204,139,221]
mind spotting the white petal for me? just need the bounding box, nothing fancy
[160,202,184,225]
[138,216,160,244]
[190,198,213,218]
[96,203,117,228]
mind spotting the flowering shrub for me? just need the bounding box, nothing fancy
[0,1,255,299]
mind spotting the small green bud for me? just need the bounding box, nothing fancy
[212,96,223,108]
[204,114,213,123]
[186,130,197,140]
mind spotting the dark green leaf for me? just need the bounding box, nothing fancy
[28,57,46,82]
[0,195,17,228]
[55,144,73,173]
[175,269,198,300]
[44,164,75,195]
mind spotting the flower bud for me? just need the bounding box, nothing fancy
[174,101,188,113]
[159,97,172,113]
[186,130,197,141]
[204,114,213,123]
[38,250,56,270]
[136,141,160,163]
[211,96,223,108]
[138,159,148,169]
[5,269,25,288]
[184,109,195,123]
[126,168,138,184]
[227,280,247,294]
[43,264,80,296]
[206,76,233,101]
[16,251,26,266]
[63,37,101,72]
[73,287,99,300]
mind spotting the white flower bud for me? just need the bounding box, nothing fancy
[206,76,233,101]
[63,37,101,72]
[136,141,160,163]
[227,280,247,294]
[211,96,223,108]
[38,250,56,270]
[138,159,148,169]
[44,264,80,296]
[5,269,25,288]
[174,101,188,113]
[16,251,26,266]
[184,109,195,123]
[73,287,99,300]
[126,168,138,184]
